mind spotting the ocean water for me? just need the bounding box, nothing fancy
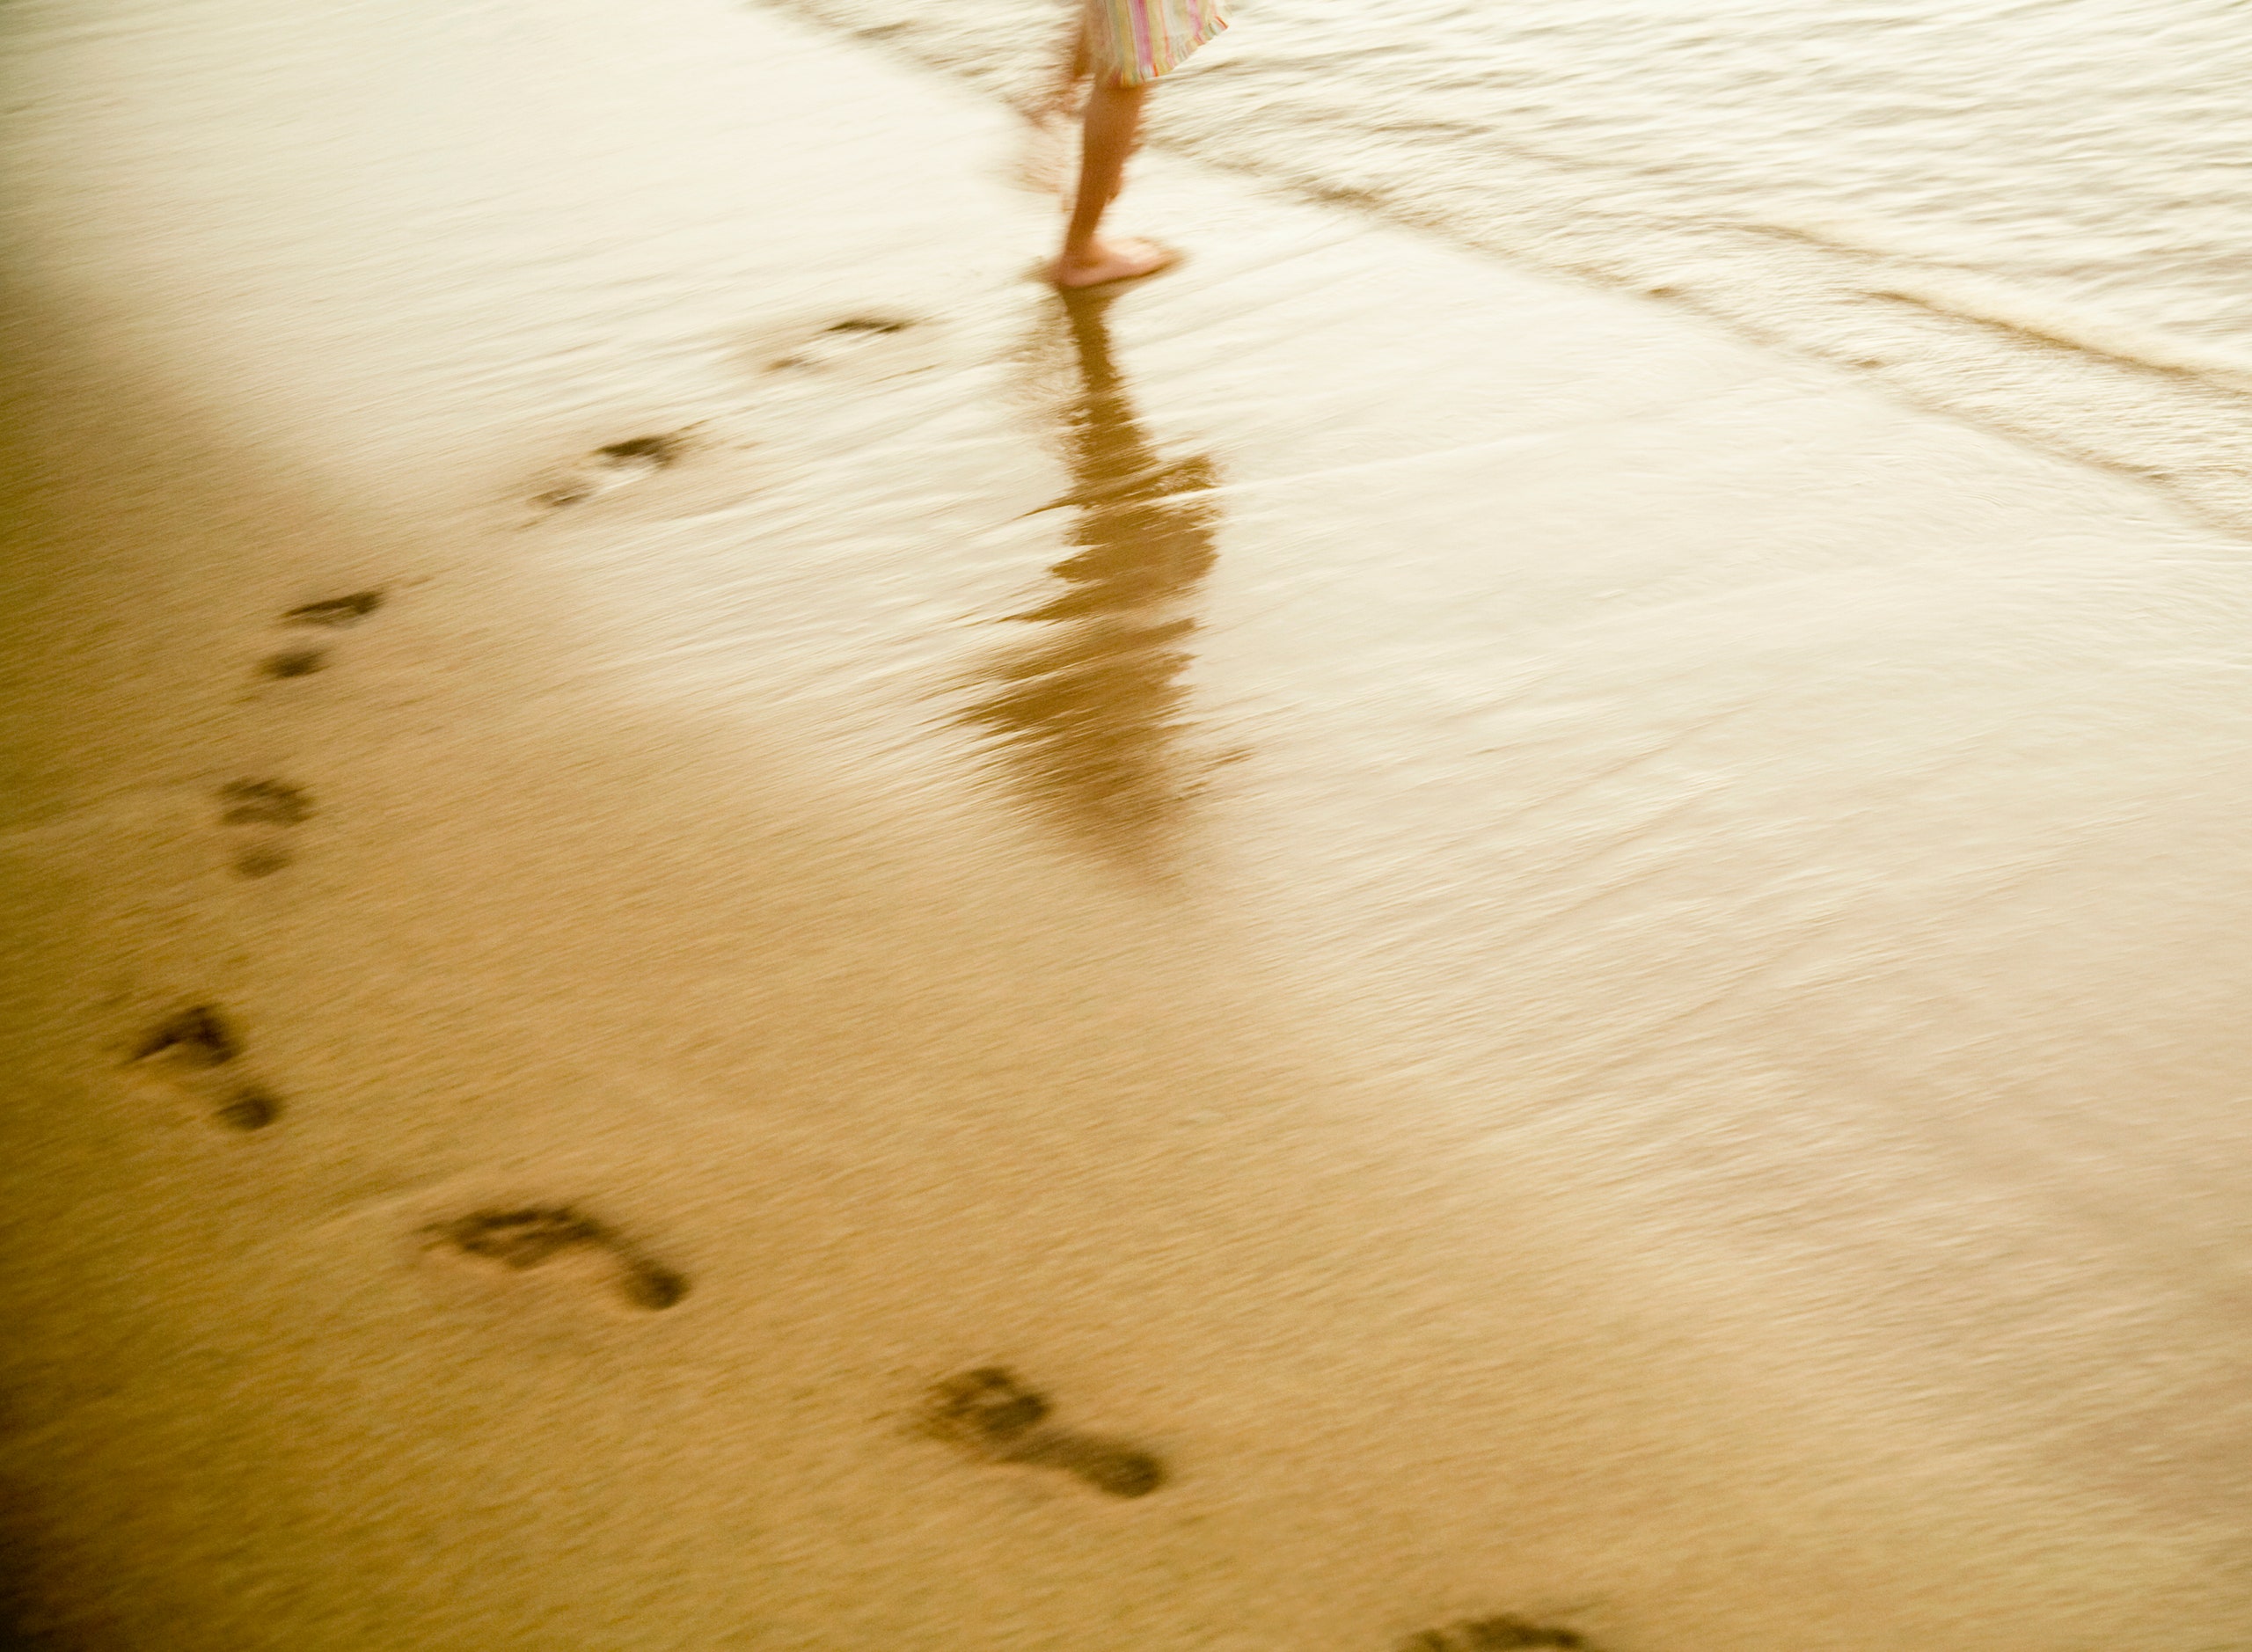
[764,0,2252,532]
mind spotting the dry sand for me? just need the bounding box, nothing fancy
[3,1,2249,1648]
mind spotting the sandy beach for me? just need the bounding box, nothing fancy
[3,1,2249,1648]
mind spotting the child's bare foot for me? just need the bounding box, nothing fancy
[1046,238,1179,290]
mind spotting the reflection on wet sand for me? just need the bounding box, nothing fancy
[961,291,1221,871]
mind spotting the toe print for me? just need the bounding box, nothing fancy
[1402,1618,1590,1652]
[923,1366,1166,1499]
[999,1429,1166,1498]
[927,1366,1054,1447]
[217,779,311,876]
[617,1261,690,1311]
[427,1206,689,1312]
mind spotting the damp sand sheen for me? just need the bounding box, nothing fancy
[2,1,2249,1649]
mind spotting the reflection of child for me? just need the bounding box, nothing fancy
[1036,0,1231,289]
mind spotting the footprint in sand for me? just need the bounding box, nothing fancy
[923,1366,1166,1499]
[127,1004,286,1132]
[425,1206,689,1312]
[216,778,311,877]
[284,590,385,626]
[764,315,916,373]
[211,1085,284,1130]
[260,647,326,679]
[1401,1618,1591,1652]
[132,1003,240,1068]
[260,588,386,677]
[534,434,690,508]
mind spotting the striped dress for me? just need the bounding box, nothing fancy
[1085,0,1230,86]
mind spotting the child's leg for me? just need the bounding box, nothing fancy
[1065,77,1145,248]
[1050,75,1175,289]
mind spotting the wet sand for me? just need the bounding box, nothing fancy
[3,1,2250,1648]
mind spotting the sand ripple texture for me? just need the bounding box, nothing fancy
[772,0,2252,533]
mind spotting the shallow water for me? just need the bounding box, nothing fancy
[771,0,2252,531]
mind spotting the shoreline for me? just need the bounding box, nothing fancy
[762,0,2252,544]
